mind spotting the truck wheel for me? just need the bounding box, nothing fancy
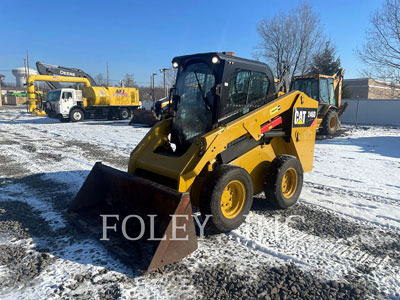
[200,165,253,232]
[264,155,303,209]
[320,110,339,135]
[70,109,84,122]
[118,108,130,120]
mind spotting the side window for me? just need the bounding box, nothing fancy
[226,70,269,117]
[248,71,269,106]
[328,78,335,105]
[319,78,329,103]
[62,92,73,99]
[228,70,251,107]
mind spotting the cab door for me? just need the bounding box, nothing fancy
[60,90,74,115]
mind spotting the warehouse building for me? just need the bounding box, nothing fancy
[343,78,400,99]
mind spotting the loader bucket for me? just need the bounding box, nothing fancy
[69,162,197,273]
[130,109,159,126]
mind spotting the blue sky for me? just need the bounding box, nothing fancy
[0,0,383,86]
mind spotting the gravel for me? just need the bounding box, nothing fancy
[252,198,363,239]
[148,261,380,300]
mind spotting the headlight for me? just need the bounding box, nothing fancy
[172,62,179,68]
[212,56,219,64]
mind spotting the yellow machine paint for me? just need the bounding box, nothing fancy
[71,52,320,272]
[84,86,139,107]
[128,91,318,206]
[291,69,345,135]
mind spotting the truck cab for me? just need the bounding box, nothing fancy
[45,88,84,121]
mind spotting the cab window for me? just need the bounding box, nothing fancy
[319,78,329,103]
[62,92,73,99]
[328,78,335,105]
[226,70,270,117]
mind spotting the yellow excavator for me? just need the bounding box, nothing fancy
[69,52,319,272]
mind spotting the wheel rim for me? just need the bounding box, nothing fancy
[329,116,336,131]
[281,168,298,199]
[121,111,129,118]
[220,180,246,219]
[73,111,82,120]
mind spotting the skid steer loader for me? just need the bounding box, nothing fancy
[70,52,319,273]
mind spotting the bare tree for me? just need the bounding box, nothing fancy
[95,73,105,86]
[356,0,400,82]
[256,1,324,78]
[166,67,177,89]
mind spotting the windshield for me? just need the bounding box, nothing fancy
[172,62,216,143]
[47,90,61,101]
[291,78,319,101]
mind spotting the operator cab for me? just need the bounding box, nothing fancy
[170,52,276,150]
[290,75,337,114]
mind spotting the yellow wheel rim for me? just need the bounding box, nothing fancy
[220,180,246,219]
[330,116,336,131]
[281,168,298,199]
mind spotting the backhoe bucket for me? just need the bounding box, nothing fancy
[130,109,159,126]
[69,162,197,273]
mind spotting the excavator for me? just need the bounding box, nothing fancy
[69,52,319,273]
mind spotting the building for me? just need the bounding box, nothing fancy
[343,78,400,99]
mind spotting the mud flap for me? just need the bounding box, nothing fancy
[69,162,198,273]
[130,110,159,126]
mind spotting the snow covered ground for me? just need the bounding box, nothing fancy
[0,107,399,299]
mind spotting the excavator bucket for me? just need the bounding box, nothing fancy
[68,162,198,273]
[130,109,159,126]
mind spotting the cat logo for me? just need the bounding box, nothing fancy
[294,110,307,125]
[293,108,317,127]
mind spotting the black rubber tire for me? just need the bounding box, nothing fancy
[320,110,339,135]
[118,108,130,120]
[264,155,303,209]
[200,165,254,232]
[69,108,84,122]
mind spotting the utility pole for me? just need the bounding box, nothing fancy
[152,73,158,106]
[0,75,4,107]
[26,50,30,80]
[159,68,169,98]
[106,62,109,86]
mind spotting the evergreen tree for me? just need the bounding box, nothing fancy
[123,73,138,88]
[309,42,341,75]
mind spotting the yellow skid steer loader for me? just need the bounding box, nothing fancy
[70,52,319,273]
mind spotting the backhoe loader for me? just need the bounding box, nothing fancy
[291,69,346,135]
[70,52,319,273]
